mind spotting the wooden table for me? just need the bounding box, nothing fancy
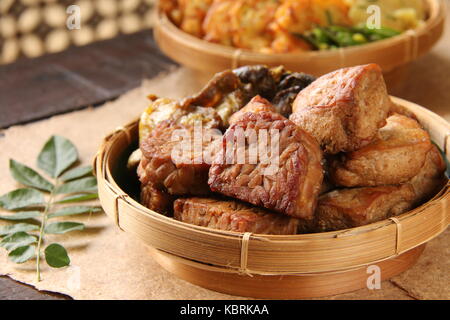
[0,30,175,129]
[1,11,449,297]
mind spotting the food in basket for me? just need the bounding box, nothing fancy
[289,63,391,154]
[174,197,307,234]
[208,97,324,219]
[161,0,426,53]
[134,65,316,188]
[180,66,314,127]
[135,63,447,235]
[316,144,447,231]
[329,114,432,187]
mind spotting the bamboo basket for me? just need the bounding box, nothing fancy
[94,97,449,299]
[153,0,446,86]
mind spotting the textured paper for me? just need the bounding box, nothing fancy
[1,23,450,298]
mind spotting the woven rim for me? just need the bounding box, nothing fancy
[154,0,446,74]
[94,97,449,275]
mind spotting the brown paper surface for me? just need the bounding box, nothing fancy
[1,23,450,298]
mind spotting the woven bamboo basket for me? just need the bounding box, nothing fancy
[153,0,446,86]
[94,97,449,299]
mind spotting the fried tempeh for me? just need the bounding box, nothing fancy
[209,98,323,219]
[174,197,306,235]
[139,120,221,196]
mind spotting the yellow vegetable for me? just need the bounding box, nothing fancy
[139,97,184,142]
[348,0,425,31]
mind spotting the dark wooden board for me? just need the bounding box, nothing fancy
[0,30,176,129]
[0,276,70,300]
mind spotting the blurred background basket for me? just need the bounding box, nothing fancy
[94,97,449,299]
[0,0,156,64]
[154,0,446,86]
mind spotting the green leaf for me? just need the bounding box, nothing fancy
[0,232,37,251]
[45,243,70,268]
[48,206,101,218]
[9,245,35,264]
[0,223,39,236]
[9,159,54,192]
[60,166,93,182]
[56,193,99,204]
[45,222,84,234]
[37,136,78,178]
[54,177,97,194]
[0,211,41,221]
[0,188,44,210]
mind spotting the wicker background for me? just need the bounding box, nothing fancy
[0,0,156,64]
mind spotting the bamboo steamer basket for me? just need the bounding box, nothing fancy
[153,0,446,87]
[94,97,449,299]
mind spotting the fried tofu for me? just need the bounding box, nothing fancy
[409,144,447,204]
[316,140,447,232]
[329,114,432,187]
[315,185,416,232]
[290,64,391,154]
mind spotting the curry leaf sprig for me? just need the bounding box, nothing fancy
[0,136,100,281]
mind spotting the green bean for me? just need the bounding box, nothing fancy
[291,24,400,50]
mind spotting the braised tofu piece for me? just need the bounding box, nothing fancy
[139,120,222,196]
[209,104,323,220]
[228,96,276,125]
[329,114,432,187]
[174,197,306,235]
[315,185,416,232]
[388,103,418,120]
[290,64,391,154]
[409,144,447,204]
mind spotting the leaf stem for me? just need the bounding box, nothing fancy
[36,179,58,282]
